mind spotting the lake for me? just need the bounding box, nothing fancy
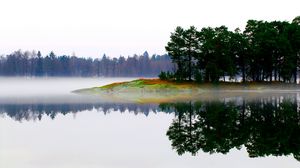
[1,77,300,168]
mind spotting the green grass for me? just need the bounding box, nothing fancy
[72,79,300,103]
[99,79,197,91]
[95,78,300,92]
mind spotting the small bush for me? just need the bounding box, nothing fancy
[159,71,174,80]
[194,71,203,83]
[159,71,167,80]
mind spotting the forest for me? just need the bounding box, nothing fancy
[0,51,174,77]
[164,16,300,83]
[1,17,300,80]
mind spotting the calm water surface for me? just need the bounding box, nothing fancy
[1,77,300,168]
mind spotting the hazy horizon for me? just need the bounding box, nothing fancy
[0,0,299,58]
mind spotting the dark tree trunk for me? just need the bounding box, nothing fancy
[274,68,277,81]
[293,68,297,83]
[242,65,246,83]
[188,55,192,81]
[205,70,210,82]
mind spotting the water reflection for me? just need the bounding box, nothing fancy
[1,93,300,162]
[0,103,161,121]
[161,95,300,161]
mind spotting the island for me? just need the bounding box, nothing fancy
[73,78,300,103]
[75,17,300,103]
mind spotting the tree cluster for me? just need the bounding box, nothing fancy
[0,50,174,77]
[165,16,300,83]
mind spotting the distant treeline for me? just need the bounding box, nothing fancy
[0,50,174,77]
[164,16,300,83]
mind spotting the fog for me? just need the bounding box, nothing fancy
[0,77,299,104]
[0,77,137,104]
[0,77,138,96]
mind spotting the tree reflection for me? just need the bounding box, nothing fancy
[1,94,300,161]
[162,96,300,161]
[0,103,161,121]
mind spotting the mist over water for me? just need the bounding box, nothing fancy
[1,77,300,168]
[0,77,137,104]
[0,77,136,97]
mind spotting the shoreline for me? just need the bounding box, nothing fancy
[73,79,300,103]
[74,78,300,92]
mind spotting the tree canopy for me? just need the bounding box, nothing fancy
[165,16,300,83]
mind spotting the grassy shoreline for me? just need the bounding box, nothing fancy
[76,78,300,92]
[73,79,300,103]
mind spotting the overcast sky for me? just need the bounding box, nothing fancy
[0,0,299,58]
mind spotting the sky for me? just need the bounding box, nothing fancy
[0,0,299,58]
